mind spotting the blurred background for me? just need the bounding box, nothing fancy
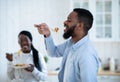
[0,0,120,82]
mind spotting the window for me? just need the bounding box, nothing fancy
[96,0,112,38]
[119,0,120,38]
[71,0,120,41]
[73,0,88,9]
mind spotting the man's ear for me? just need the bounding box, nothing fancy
[77,22,84,30]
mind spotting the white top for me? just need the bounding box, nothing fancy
[7,50,47,82]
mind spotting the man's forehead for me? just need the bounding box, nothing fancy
[67,12,77,19]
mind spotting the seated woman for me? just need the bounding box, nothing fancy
[6,30,47,82]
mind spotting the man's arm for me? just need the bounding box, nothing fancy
[44,34,66,57]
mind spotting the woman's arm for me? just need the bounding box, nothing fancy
[32,52,47,81]
[6,53,15,80]
[7,62,15,80]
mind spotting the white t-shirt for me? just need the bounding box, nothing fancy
[7,50,47,82]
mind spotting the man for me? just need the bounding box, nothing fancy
[35,8,99,82]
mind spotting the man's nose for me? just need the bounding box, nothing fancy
[64,21,67,27]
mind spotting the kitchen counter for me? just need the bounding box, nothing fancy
[48,71,59,76]
[98,71,120,76]
[48,70,120,76]
[47,70,120,82]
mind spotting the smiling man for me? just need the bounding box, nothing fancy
[35,8,99,82]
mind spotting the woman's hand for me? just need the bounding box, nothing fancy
[24,64,34,72]
[34,23,50,37]
[6,53,13,61]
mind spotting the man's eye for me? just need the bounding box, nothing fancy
[67,20,71,22]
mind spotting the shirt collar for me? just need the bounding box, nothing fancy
[22,50,33,56]
[71,35,89,51]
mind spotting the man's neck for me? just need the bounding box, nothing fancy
[72,34,86,43]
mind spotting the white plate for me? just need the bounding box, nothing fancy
[13,64,30,69]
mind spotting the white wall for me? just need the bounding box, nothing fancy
[93,42,120,59]
[0,0,70,82]
[0,0,120,82]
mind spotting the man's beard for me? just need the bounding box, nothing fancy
[63,25,76,39]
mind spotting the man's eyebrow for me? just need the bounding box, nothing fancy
[67,17,71,20]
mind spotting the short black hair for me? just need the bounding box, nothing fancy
[73,8,93,34]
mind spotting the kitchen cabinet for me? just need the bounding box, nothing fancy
[97,76,120,82]
[98,71,120,82]
[45,76,58,82]
[43,76,120,82]
[71,0,120,41]
[45,71,120,82]
[46,71,59,82]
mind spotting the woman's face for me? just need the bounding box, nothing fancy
[18,34,31,53]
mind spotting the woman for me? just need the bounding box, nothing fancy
[6,30,47,82]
